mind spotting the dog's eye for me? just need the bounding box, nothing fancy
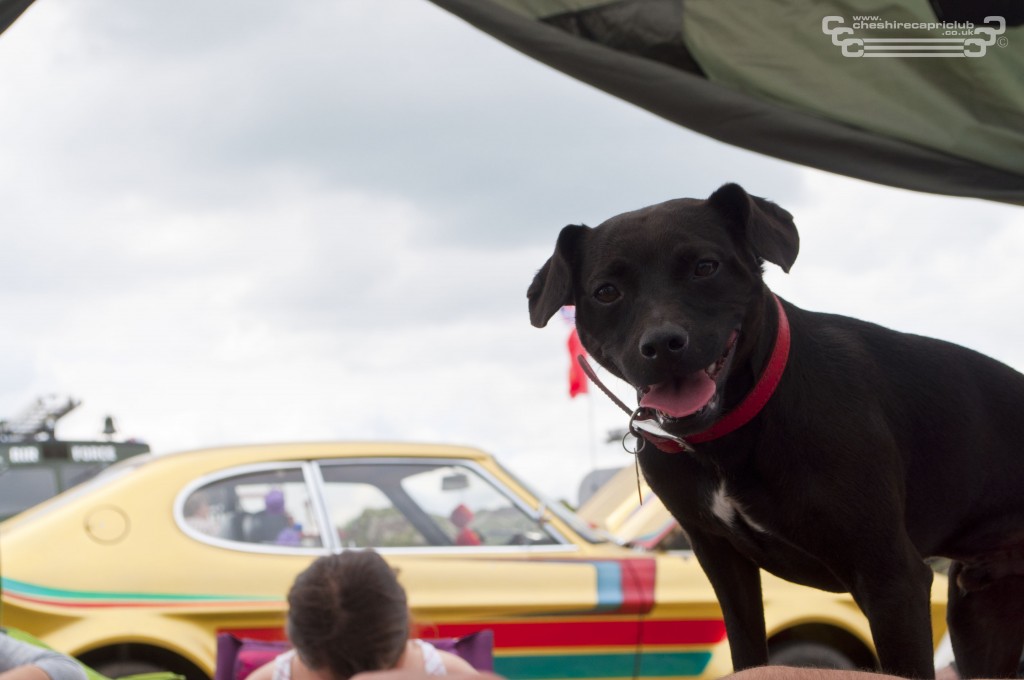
[694,260,719,278]
[593,284,621,304]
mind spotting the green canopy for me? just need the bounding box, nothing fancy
[4,0,1021,204]
[0,0,32,36]
[429,0,1024,205]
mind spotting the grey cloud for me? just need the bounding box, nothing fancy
[3,0,804,253]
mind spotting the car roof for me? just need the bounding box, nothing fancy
[145,441,493,466]
[116,441,500,488]
[0,442,498,531]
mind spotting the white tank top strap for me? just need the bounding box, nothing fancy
[415,640,447,676]
[271,649,296,680]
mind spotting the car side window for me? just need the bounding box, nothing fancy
[317,461,556,548]
[181,468,323,548]
[318,465,430,548]
[401,466,557,547]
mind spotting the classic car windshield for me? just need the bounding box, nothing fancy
[495,461,615,545]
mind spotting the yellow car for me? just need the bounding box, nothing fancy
[0,443,947,680]
[577,465,683,550]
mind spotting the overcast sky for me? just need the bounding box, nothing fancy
[1,0,1021,503]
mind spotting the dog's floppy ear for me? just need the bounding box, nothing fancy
[528,225,589,328]
[707,183,799,273]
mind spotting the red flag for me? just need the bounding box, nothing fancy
[567,327,589,398]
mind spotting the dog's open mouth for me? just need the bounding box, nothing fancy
[638,330,739,422]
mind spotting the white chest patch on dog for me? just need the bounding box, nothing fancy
[710,482,769,534]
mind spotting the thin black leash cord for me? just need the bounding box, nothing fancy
[575,354,646,504]
[575,354,632,416]
[633,455,642,507]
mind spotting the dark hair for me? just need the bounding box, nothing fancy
[286,550,410,680]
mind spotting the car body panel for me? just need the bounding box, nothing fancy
[0,443,947,680]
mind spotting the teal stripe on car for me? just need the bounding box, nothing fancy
[3,577,276,603]
[494,651,712,679]
[639,650,715,677]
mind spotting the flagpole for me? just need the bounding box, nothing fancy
[562,305,599,483]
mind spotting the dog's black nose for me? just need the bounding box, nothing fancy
[639,325,689,359]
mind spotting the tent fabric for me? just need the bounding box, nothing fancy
[682,0,1024,177]
[542,0,705,74]
[3,0,1020,204]
[430,0,1024,205]
[0,0,34,37]
[929,0,1024,26]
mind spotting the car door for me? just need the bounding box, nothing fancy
[312,457,649,680]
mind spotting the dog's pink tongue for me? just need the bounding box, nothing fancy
[640,372,716,418]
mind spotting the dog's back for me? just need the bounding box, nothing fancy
[781,305,1024,561]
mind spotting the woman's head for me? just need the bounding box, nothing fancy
[286,550,410,680]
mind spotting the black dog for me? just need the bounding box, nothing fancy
[528,183,1024,679]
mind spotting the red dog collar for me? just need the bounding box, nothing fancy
[687,294,790,444]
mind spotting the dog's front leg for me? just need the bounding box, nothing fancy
[685,525,768,671]
[846,541,935,678]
